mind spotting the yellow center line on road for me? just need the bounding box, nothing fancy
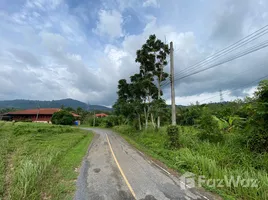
[106,134,137,200]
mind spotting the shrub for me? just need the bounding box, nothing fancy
[51,110,75,125]
[113,125,136,136]
[165,125,180,149]
[246,127,268,153]
[197,109,223,143]
[244,80,268,152]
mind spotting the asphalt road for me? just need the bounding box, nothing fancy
[74,128,218,200]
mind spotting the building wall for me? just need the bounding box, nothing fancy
[12,115,52,122]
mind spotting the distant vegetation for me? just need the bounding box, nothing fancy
[51,110,75,125]
[0,98,111,111]
[91,34,268,199]
[0,122,93,200]
[112,80,268,200]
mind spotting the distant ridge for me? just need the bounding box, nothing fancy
[0,98,112,111]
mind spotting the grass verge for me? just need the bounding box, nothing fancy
[0,122,93,200]
[113,125,268,200]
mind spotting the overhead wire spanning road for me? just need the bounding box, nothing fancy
[74,128,219,200]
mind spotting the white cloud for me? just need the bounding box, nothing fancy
[143,0,159,8]
[25,0,62,10]
[93,9,124,39]
[0,0,268,107]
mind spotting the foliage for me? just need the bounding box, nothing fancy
[196,108,223,143]
[51,110,75,125]
[0,108,17,114]
[244,80,268,152]
[0,122,93,200]
[113,34,170,130]
[177,105,201,125]
[166,125,180,149]
[115,125,268,200]
[82,115,125,128]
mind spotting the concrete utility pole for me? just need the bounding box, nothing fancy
[220,89,224,102]
[35,103,40,122]
[93,110,96,127]
[170,42,176,125]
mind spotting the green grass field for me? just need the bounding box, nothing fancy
[114,125,268,200]
[0,121,93,200]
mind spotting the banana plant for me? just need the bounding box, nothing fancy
[217,115,246,132]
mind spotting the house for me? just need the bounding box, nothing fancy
[95,113,108,118]
[4,108,79,123]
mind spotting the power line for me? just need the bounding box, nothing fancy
[175,40,268,80]
[174,28,268,79]
[171,25,268,80]
[198,73,268,103]
[162,40,268,87]
[161,24,268,86]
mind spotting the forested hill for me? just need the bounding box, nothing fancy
[0,98,112,111]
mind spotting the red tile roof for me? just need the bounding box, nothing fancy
[95,113,108,117]
[71,112,80,117]
[7,108,60,115]
[7,108,80,117]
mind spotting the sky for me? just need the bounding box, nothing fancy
[0,0,268,106]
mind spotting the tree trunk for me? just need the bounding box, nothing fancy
[144,107,148,129]
[151,113,156,128]
[138,114,142,130]
[157,79,161,129]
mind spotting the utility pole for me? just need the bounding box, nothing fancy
[35,103,40,122]
[170,41,176,125]
[93,110,96,127]
[88,101,95,127]
[93,108,96,127]
[219,89,224,102]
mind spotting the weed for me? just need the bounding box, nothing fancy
[115,125,268,200]
[0,122,93,200]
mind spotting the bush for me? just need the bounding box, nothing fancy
[51,111,75,125]
[82,115,125,128]
[197,109,223,143]
[244,80,268,152]
[246,127,268,153]
[113,125,136,136]
[165,125,180,149]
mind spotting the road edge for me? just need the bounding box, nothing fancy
[112,129,223,200]
[74,131,98,200]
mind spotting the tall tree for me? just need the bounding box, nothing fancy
[135,34,169,128]
[130,73,157,129]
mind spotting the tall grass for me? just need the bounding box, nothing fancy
[0,122,13,197]
[0,122,93,200]
[114,125,268,200]
[12,149,59,199]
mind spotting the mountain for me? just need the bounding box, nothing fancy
[0,98,112,111]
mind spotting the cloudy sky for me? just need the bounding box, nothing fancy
[1,0,268,106]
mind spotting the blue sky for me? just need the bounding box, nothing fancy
[0,0,268,106]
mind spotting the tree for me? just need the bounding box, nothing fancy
[64,107,75,112]
[113,79,132,119]
[245,80,268,152]
[76,107,83,115]
[113,34,169,130]
[51,110,75,125]
[113,78,144,130]
[151,99,169,127]
[197,108,223,143]
[135,34,169,128]
[130,73,157,129]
